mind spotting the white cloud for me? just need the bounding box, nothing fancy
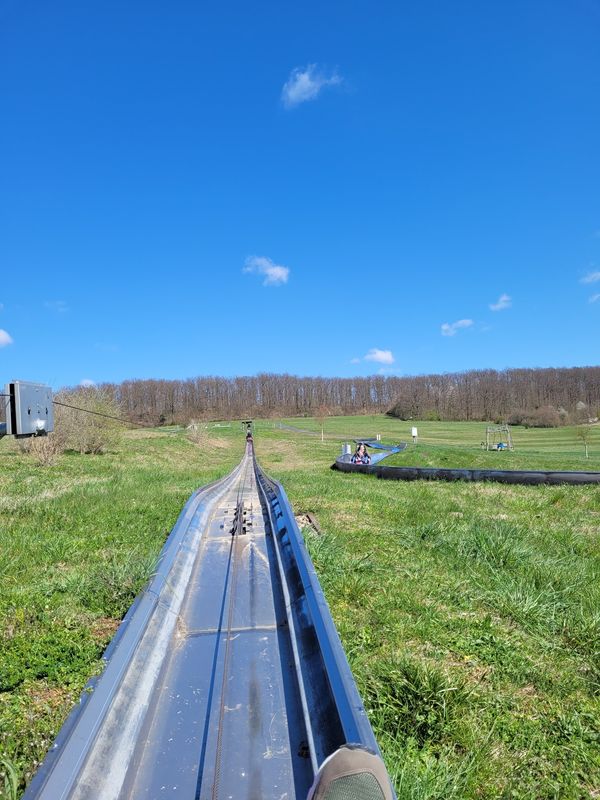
[581,271,600,284]
[281,64,342,109]
[441,319,474,337]
[589,293,600,304]
[243,256,290,286]
[45,300,68,313]
[80,379,96,388]
[0,329,13,347]
[350,357,361,364]
[364,348,395,365]
[489,293,512,311]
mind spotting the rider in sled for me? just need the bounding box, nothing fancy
[351,443,371,464]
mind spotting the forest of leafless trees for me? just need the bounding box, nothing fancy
[91,366,600,427]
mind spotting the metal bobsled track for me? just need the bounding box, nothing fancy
[24,443,391,800]
[334,458,600,485]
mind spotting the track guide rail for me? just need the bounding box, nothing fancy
[334,458,600,485]
[24,445,390,799]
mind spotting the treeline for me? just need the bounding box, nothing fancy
[104,375,399,424]
[386,366,600,425]
[89,366,600,426]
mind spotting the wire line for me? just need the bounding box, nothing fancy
[52,399,186,435]
[52,400,150,428]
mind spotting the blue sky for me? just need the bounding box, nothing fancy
[1,0,599,389]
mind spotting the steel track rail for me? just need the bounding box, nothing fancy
[24,445,391,800]
[334,457,600,485]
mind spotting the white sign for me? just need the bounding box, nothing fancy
[411,427,418,438]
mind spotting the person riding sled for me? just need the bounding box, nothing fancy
[351,443,371,464]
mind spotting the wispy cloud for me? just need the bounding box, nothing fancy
[80,378,96,388]
[0,329,13,347]
[580,270,600,284]
[350,357,361,364]
[281,64,342,109]
[243,256,290,286]
[0,303,4,311]
[489,293,512,311]
[45,300,68,313]
[590,293,600,304]
[441,319,474,337]
[364,348,395,365]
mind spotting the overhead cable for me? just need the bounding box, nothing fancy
[53,399,153,429]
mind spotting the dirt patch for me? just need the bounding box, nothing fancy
[444,653,493,685]
[206,436,229,450]
[577,524,600,536]
[125,430,161,439]
[295,513,323,535]
[186,434,230,450]
[90,617,120,644]
[26,680,75,713]
[516,684,537,698]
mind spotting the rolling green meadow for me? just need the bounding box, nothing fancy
[1,417,599,798]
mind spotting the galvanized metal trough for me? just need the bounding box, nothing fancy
[334,457,600,485]
[24,445,389,800]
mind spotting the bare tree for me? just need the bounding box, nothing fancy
[87,366,600,424]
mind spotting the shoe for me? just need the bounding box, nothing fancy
[306,743,394,800]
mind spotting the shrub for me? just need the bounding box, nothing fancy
[387,402,413,420]
[507,409,527,426]
[187,420,208,447]
[508,406,563,428]
[522,406,561,428]
[22,432,65,466]
[54,388,122,454]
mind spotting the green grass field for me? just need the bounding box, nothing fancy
[1,417,599,798]
[279,415,600,467]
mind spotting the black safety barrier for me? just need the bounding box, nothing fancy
[333,459,600,485]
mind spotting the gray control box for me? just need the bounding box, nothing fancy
[5,381,54,437]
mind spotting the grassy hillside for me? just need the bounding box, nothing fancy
[1,417,599,798]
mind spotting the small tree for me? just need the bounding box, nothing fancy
[316,405,329,443]
[576,424,593,459]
